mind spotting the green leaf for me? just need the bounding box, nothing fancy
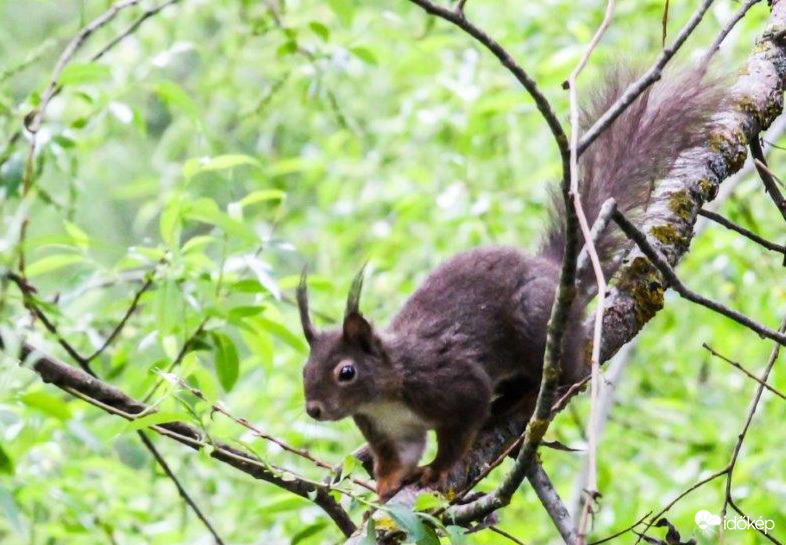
[154,80,199,122]
[350,47,377,65]
[290,521,327,544]
[445,525,467,544]
[25,254,85,278]
[20,391,73,420]
[122,411,188,433]
[154,280,180,335]
[327,0,354,26]
[309,21,330,41]
[0,444,14,475]
[386,504,426,541]
[183,197,253,239]
[188,365,219,405]
[212,332,239,392]
[239,189,286,207]
[340,454,357,479]
[0,485,26,536]
[64,221,89,251]
[159,195,183,246]
[277,40,298,57]
[413,492,442,512]
[183,154,261,180]
[417,526,440,545]
[0,155,24,197]
[182,234,215,254]
[228,305,265,319]
[59,63,111,86]
[255,316,308,353]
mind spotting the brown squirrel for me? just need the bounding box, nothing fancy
[297,68,722,500]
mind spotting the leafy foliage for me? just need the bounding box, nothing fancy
[0,1,784,544]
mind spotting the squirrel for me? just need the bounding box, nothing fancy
[296,67,722,500]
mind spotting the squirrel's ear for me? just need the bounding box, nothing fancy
[296,268,317,345]
[345,263,367,317]
[343,312,375,352]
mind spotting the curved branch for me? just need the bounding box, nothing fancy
[404,0,569,173]
[597,0,786,362]
[6,341,357,537]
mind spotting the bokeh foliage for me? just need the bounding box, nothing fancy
[0,0,784,543]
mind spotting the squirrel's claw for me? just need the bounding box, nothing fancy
[416,465,450,490]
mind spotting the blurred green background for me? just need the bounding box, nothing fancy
[1,0,785,543]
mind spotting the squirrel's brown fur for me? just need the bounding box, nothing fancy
[297,67,723,500]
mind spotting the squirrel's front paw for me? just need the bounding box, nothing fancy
[417,465,450,490]
[376,474,404,501]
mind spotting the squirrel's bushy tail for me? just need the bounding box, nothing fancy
[539,66,723,284]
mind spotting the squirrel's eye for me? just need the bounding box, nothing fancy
[337,364,356,383]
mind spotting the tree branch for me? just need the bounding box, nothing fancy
[528,463,578,545]
[137,431,226,545]
[697,209,786,258]
[703,343,786,400]
[751,136,786,220]
[597,1,786,364]
[612,209,786,346]
[6,340,357,537]
[578,0,715,155]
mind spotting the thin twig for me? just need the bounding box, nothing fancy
[633,468,729,544]
[751,137,786,221]
[528,463,578,545]
[661,0,670,47]
[489,525,527,545]
[5,271,92,374]
[142,319,207,403]
[564,2,616,539]
[702,0,762,67]
[85,273,155,363]
[137,431,226,545]
[578,0,715,156]
[165,373,375,492]
[587,511,651,545]
[18,0,143,273]
[26,0,141,136]
[403,0,575,527]
[697,209,786,257]
[5,272,227,543]
[702,343,786,400]
[90,0,181,62]
[719,316,786,543]
[5,344,357,536]
[575,199,618,281]
[613,210,786,346]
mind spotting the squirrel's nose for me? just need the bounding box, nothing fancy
[306,401,324,420]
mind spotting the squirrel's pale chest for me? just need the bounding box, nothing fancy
[356,401,430,469]
[358,401,430,437]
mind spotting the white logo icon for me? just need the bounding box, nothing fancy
[695,510,721,534]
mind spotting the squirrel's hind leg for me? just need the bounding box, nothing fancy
[418,420,482,491]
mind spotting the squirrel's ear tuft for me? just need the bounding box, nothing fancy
[345,263,367,318]
[343,312,375,352]
[297,267,317,345]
